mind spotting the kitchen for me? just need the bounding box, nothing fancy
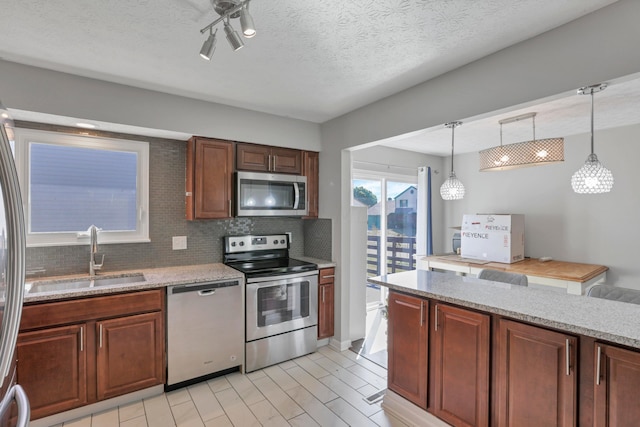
[1,1,640,426]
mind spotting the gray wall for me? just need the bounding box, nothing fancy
[22,123,329,277]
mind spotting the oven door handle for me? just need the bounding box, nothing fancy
[247,270,319,284]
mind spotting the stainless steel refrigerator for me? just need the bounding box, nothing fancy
[0,101,30,426]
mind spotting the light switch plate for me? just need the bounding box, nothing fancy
[172,236,187,250]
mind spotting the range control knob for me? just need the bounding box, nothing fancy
[280,239,286,244]
[231,242,236,247]
[273,240,279,245]
[239,241,245,246]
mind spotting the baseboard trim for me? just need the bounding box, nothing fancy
[329,337,351,351]
[381,390,452,427]
[29,385,164,427]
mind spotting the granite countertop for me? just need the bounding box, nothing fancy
[292,256,336,269]
[24,263,244,303]
[368,269,640,349]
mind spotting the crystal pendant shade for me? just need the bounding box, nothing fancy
[571,153,614,193]
[440,171,465,200]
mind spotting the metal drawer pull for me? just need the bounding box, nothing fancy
[99,324,103,348]
[322,275,335,279]
[80,326,84,352]
[565,338,570,376]
[596,345,602,385]
[434,304,438,331]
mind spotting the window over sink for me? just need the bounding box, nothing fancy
[14,129,149,247]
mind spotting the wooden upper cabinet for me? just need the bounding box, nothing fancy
[431,303,490,427]
[593,343,640,427]
[186,137,233,220]
[236,142,302,174]
[388,291,428,409]
[303,151,319,218]
[496,319,577,427]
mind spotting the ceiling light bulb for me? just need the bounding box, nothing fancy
[536,150,548,158]
[224,21,244,51]
[240,3,256,38]
[500,155,509,162]
[200,29,217,60]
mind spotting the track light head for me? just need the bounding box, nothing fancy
[199,28,217,60]
[224,19,244,51]
[240,3,256,38]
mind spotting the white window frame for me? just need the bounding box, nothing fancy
[14,128,150,247]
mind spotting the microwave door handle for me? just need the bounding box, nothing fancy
[293,182,300,209]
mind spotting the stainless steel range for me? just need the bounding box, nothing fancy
[224,234,318,372]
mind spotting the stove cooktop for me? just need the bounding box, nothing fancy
[226,257,317,278]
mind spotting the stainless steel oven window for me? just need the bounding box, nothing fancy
[257,281,309,327]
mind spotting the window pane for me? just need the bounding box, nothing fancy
[30,143,138,233]
[386,181,417,274]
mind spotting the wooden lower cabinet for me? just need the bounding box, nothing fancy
[317,268,335,339]
[431,303,490,427]
[593,343,640,427]
[496,319,577,427]
[17,324,87,420]
[18,290,165,420]
[387,291,428,409]
[97,312,164,400]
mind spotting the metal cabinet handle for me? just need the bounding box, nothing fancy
[419,301,424,326]
[268,154,272,171]
[99,324,103,348]
[434,304,439,331]
[228,200,232,217]
[273,155,277,170]
[596,345,602,385]
[322,286,325,303]
[80,326,84,352]
[565,338,570,376]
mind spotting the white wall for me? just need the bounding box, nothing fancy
[443,123,640,290]
[0,60,322,151]
[320,0,640,346]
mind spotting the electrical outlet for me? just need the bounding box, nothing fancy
[172,236,187,250]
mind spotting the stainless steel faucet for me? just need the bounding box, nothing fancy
[88,225,104,276]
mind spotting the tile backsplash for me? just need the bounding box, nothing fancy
[21,122,331,278]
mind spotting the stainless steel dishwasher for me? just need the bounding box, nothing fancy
[166,278,244,390]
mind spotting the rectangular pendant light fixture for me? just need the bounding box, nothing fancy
[479,112,564,172]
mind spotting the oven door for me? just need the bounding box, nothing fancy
[246,271,318,342]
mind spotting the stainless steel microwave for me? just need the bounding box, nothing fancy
[236,171,307,217]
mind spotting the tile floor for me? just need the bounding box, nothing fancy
[52,345,408,427]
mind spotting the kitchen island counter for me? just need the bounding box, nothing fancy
[368,269,640,350]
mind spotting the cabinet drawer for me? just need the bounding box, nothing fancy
[319,268,335,284]
[21,289,164,331]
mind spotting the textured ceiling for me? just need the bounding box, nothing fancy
[0,0,617,124]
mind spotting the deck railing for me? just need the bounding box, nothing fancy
[367,235,416,276]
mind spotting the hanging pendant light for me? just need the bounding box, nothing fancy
[571,83,614,194]
[440,121,465,200]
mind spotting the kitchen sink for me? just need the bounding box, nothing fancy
[28,273,146,294]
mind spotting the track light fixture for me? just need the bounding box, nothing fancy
[199,28,217,60]
[199,0,255,60]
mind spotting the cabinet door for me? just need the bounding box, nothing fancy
[186,137,233,219]
[594,343,640,427]
[431,303,489,427]
[387,291,428,409]
[271,146,302,174]
[96,312,164,400]
[318,281,334,339]
[17,324,87,420]
[236,142,271,172]
[496,319,577,427]
[303,151,319,218]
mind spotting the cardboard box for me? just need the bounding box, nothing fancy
[461,214,524,263]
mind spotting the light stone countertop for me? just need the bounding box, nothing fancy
[292,256,336,269]
[24,263,244,303]
[368,269,640,349]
